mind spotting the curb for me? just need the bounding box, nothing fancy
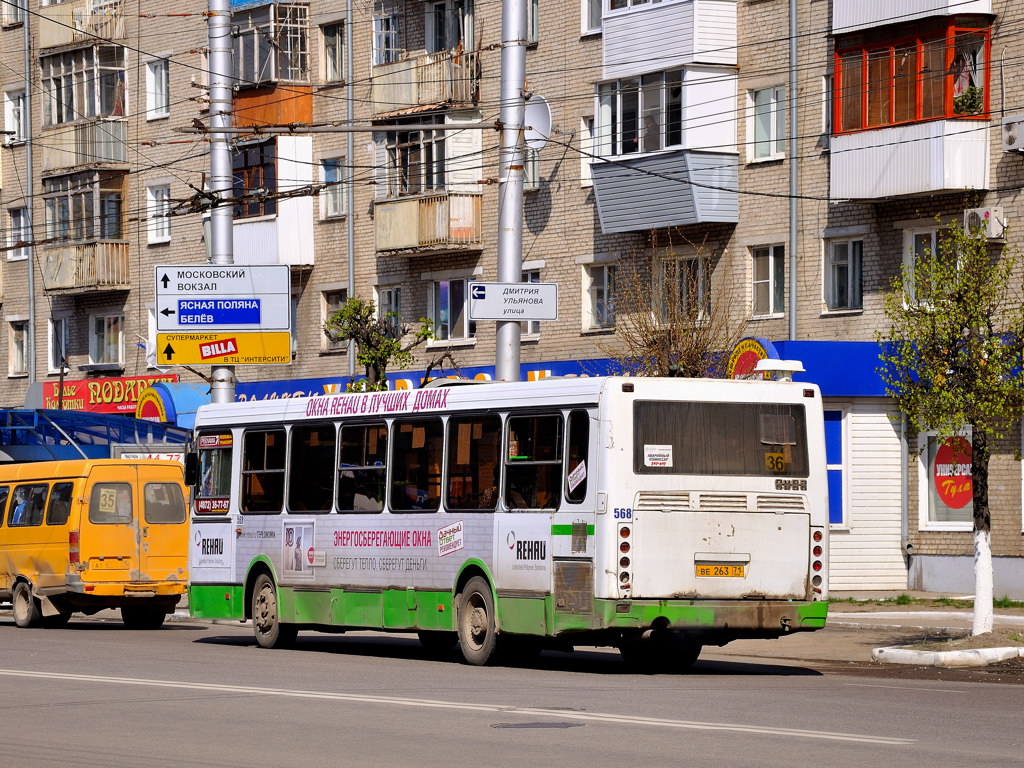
[871,646,1024,667]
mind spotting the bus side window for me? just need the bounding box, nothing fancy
[0,486,9,526]
[505,414,563,510]
[46,482,74,525]
[390,418,443,513]
[337,423,387,514]
[446,414,501,511]
[565,410,589,503]
[11,484,48,526]
[288,424,336,513]
[242,429,286,513]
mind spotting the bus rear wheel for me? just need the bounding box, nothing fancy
[121,606,167,630]
[12,582,41,629]
[252,573,297,649]
[457,576,497,665]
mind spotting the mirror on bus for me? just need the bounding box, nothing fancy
[184,453,200,487]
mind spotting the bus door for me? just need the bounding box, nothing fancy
[81,464,141,586]
[137,467,189,584]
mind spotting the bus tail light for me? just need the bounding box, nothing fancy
[618,525,632,593]
[69,531,80,564]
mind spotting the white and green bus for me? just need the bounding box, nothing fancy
[186,374,829,669]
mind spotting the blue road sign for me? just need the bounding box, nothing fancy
[177,298,262,326]
[471,284,487,300]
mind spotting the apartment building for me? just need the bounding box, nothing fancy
[0,0,1022,595]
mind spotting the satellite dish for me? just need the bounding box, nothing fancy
[523,94,551,151]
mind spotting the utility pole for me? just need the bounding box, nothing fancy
[494,0,528,382]
[207,0,236,403]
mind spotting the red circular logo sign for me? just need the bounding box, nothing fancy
[933,437,972,509]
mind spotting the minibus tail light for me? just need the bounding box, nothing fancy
[69,531,80,564]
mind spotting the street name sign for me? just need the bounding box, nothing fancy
[468,282,558,321]
[155,331,291,367]
[154,264,291,333]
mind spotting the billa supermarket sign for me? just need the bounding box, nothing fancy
[42,374,179,413]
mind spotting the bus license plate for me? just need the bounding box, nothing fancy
[695,563,745,578]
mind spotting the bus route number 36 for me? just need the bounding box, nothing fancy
[613,507,633,520]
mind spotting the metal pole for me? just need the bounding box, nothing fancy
[346,0,356,378]
[494,0,527,382]
[24,12,35,385]
[788,0,798,341]
[207,0,236,403]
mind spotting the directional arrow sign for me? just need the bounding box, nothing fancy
[468,282,558,321]
[156,331,291,366]
[154,264,290,333]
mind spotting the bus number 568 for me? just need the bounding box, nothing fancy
[613,507,632,520]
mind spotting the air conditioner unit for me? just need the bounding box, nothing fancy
[964,208,1005,240]
[1002,113,1024,152]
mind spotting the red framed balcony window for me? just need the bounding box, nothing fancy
[834,17,991,134]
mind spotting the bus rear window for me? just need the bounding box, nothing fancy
[633,401,809,477]
[144,482,186,524]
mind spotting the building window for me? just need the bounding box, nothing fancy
[425,0,473,53]
[232,140,277,219]
[824,410,845,526]
[597,70,683,156]
[322,21,344,83]
[8,321,27,376]
[320,158,347,217]
[47,317,68,374]
[321,289,347,353]
[582,0,601,35]
[825,239,862,311]
[585,263,615,330]
[432,278,475,341]
[902,227,950,304]
[43,172,124,243]
[377,286,402,337]
[579,116,594,186]
[41,44,126,127]
[3,89,26,143]
[749,86,785,160]
[385,119,445,197]
[7,207,29,261]
[90,314,123,365]
[373,3,401,66]
[752,244,785,317]
[233,2,309,87]
[523,147,540,191]
[526,0,539,44]
[835,19,990,134]
[147,184,171,244]
[918,432,973,530]
[3,0,26,26]
[520,270,541,336]
[658,256,709,324]
[145,58,169,119]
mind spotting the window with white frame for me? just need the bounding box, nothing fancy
[321,288,347,353]
[523,147,539,191]
[425,0,473,53]
[145,58,169,119]
[658,255,709,324]
[918,431,973,530]
[526,0,539,44]
[3,0,26,25]
[825,239,862,311]
[322,21,345,83]
[432,278,475,341]
[43,172,125,243]
[233,2,309,86]
[609,0,661,9]
[373,3,401,66]
[47,317,68,374]
[41,45,126,127]
[584,263,615,330]
[902,227,951,304]
[597,70,683,156]
[752,244,785,316]
[8,207,29,261]
[519,270,541,336]
[377,286,402,337]
[320,157,347,217]
[146,184,171,244]
[3,89,26,143]
[90,314,123,365]
[579,116,594,186]
[749,86,785,161]
[8,320,27,376]
[582,0,601,34]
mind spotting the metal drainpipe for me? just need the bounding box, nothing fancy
[24,11,35,385]
[788,0,798,341]
[346,0,355,378]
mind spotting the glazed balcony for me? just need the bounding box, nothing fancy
[832,0,992,34]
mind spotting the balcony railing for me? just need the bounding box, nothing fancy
[375,192,482,254]
[42,120,128,172]
[39,0,125,49]
[42,241,130,293]
[372,49,479,114]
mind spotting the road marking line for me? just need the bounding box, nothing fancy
[0,668,914,745]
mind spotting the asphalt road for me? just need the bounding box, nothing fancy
[1,614,1022,767]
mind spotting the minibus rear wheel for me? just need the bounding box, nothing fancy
[12,581,42,629]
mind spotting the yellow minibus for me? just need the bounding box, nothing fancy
[0,459,189,629]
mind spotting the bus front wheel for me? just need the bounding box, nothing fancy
[252,573,298,649]
[12,582,42,628]
[457,576,498,665]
